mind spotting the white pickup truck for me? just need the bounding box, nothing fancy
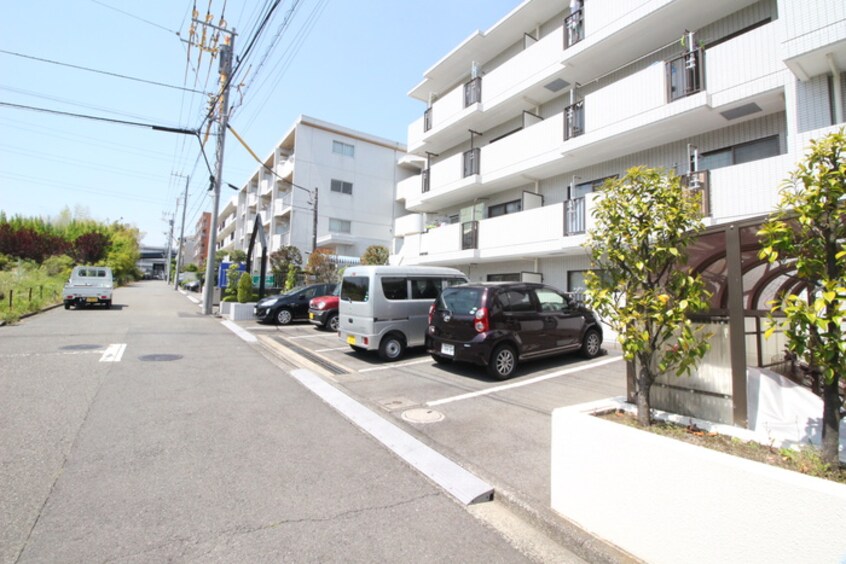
[63,266,114,309]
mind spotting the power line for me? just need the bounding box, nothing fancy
[0,100,197,133]
[0,49,209,95]
[88,0,180,35]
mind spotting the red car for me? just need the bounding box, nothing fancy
[308,290,340,331]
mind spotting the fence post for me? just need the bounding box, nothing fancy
[8,289,12,309]
[29,288,33,303]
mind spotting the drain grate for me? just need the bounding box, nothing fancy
[139,354,183,362]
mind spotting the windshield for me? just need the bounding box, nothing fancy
[438,287,484,315]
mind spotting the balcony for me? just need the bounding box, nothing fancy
[271,232,290,249]
[274,194,292,216]
[707,153,795,224]
[247,192,258,208]
[277,156,294,180]
[564,7,584,49]
[464,77,482,107]
[394,213,424,237]
[564,101,584,141]
[394,199,599,266]
[782,0,846,81]
[463,148,480,177]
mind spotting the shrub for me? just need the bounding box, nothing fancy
[237,271,254,303]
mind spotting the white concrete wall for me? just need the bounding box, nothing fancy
[551,400,846,564]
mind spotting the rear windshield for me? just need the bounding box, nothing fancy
[341,276,369,302]
[438,287,484,315]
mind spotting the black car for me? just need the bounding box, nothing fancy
[427,282,603,380]
[254,283,337,325]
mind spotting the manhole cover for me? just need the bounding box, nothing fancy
[61,344,101,351]
[379,397,417,411]
[139,354,183,362]
[401,408,445,424]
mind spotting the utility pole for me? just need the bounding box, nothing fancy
[173,173,190,291]
[312,186,318,253]
[165,214,175,285]
[202,29,235,315]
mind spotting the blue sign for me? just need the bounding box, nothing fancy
[218,261,246,287]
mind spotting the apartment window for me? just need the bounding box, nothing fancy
[329,218,351,234]
[573,175,616,199]
[488,200,522,218]
[332,140,355,157]
[330,179,353,195]
[698,136,780,171]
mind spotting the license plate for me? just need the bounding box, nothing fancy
[86,297,98,303]
[346,335,356,345]
[441,343,455,356]
[309,312,314,320]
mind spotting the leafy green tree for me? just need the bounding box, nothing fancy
[285,263,298,291]
[758,129,846,465]
[585,166,711,426]
[306,248,337,283]
[237,271,254,303]
[104,225,141,285]
[270,246,302,283]
[225,263,242,298]
[360,245,389,265]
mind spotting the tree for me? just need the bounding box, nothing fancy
[225,263,242,299]
[306,248,337,283]
[285,263,298,291]
[758,129,846,465]
[103,225,140,285]
[270,246,302,283]
[237,271,254,303]
[73,232,110,264]
[360,245,389,265]
[585,166,711,426]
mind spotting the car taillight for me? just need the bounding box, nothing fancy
[474,307,488,333]
[428,303,435,325]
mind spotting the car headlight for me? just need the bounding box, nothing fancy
[316,302,326,310]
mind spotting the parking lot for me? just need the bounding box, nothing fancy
[235,316,627,508]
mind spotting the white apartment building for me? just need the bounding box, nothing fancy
[217,115,409,264]
[391,0,846,292]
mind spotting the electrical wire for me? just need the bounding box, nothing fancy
[0,49,209,95]
[0,100,197,133]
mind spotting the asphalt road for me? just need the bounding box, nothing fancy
[0,281,569,563]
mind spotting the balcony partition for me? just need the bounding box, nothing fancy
[461,221,479,250]
[463,148,480,177]
[666,48,704,102]
[564,197,586,235]
[564,6,584,48]
[564,101,585,140]
[464,77,482,107]
[681,171,711,217]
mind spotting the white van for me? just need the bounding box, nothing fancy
[338,265,469,360]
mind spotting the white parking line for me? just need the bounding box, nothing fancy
[426,355,623,407]
[315,347,350,353]
[221,320,257,343]
[288,333,332,341]
[99,343,127,362]
[358,358,433,373]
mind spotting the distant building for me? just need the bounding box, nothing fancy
[137,246,166,279]
[192,212,211,267]
[216,115,410,265]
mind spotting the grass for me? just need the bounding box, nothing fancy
[0,267,66,324]
[601,409,846,484]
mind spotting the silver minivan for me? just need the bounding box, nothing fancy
[338,265,469,360]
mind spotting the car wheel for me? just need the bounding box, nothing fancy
[105,300,112,310]
[326,313,339,332]
[64,301,70,310]
[581,328,602,358]
[378,333,406,361]
[431,353,452,365]
[275,308,293,325]
[487,344,517,380]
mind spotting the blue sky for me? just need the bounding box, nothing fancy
[2,0,517,247]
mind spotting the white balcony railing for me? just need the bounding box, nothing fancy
[396,175,422,202]
[706,22,781,106]
[274,195,292,216]
[420,223,462,255]
[708,154,794,224]
[394,214,424,237]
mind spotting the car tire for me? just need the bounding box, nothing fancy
[326,313,339,332]
[581,328,602,358]
[275,308,293,325]
[378,333,406,361]
[431,353,452,365]
[64,301,70,310]
[487,344,517,380]
[105,300,112,310]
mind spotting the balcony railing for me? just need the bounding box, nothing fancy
[667,48,704,102]
[564,101,584,141]
[564,197,586,235]
[464,77,482,107]
[681,170,711,216]
[461,221,479,250]
[463,148,480,177]
[423,107,432,132]
[564,7,584,49]
[422,168,430,193]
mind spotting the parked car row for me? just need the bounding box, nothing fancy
[254,266,603,380]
